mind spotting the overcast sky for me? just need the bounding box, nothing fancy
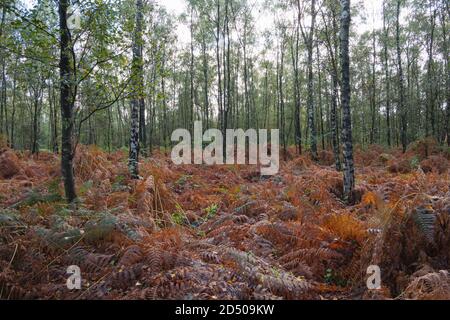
[21,0,396,51]
[155,0,387,46]
[21,0,387,36]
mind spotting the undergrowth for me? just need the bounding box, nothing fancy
[0,140,449,300]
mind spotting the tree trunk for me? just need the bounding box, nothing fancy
[441,3,450,145]
[0,5,5,137]
[201,34,209,130]
[426,5,436,139]
[317,46,325,151]
[59,0,77,202]
[224,0,231,134]
[107,106,112,153]
[215,0,223,132]
[370,30,377,145]
[396,0,407,153]
[190,6,195,134]
[10,58,17,149]
[139,94,146,154]
[383,0,391,147]
[331,72,341,171]
[161,50,168,150]
[306,0,318,161]
[279,33,287,160]
[52,81,58,153]
[129,0,144,179]
[243,33,249,130]
[0,60,4,136]
[322,4,341,170]
[31,85,42,155]
[340,0,355,203]
[263,64,269,129]
[291,16,302,155]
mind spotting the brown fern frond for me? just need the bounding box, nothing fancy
[224,248,313,299]
[251,285,283,300]
[282,259,314,279]
[144,247,164,271]
[200,251,220,264]
[65,247,89,266]
[255,272,311,299]
[117,245,143,267]
[279,248,343,266]
[322,213,368,243]
[109,264,143,290]
[232,215,250,224]
[82,252,115,274]
[401,270,450,300]
[0,272,31,300]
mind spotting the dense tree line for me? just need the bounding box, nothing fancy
[0,0,448,202]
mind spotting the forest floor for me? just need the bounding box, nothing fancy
[0,138,450,300]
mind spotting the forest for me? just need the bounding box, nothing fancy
[0,0,449,300]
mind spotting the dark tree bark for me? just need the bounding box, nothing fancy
[263,63,270,129]
[425,4,436,139]
[317,46,325,151]
[231,47,239,129]
[396,0,407,153]
[190,5,195,134]
[279,32,287,160]
[87,115,94,145]
[305,0,318,161]
[48,79,59,153]
[441,2,450,145]
[0,5,5,137]
[201,33,209,130]
[321,4,341,170]
[0,59,4,137]
[215,0,223,133]
[107,106,112,153]
[340,0,355,202]
[10,58,18,149]
[291,13,302,155]
[331,73,341,171]
[148,55,157,153]
[161,49,168,150]
[243,18,250,130]
[224,0,231,134]
[59,0,77,202]
[219,0,231,156]
[370,30,377,145]
[31,83,43,155]
[383,0,391,147]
